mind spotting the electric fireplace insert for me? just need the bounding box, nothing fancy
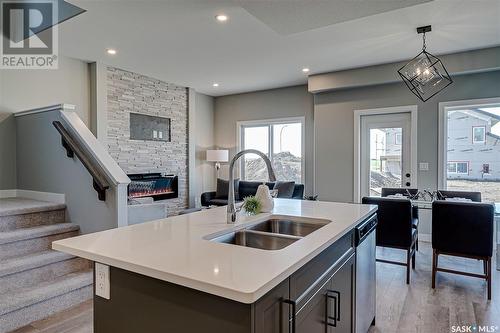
[127,173,178,201]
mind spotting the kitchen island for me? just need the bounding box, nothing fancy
[53,199,377,333]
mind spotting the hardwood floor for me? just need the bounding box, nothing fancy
[10,242,499,333]
[9,301,92,333]
[370,242,499,333]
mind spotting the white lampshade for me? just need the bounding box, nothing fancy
[206,149,228,162]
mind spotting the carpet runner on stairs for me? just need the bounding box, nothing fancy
[0,198,93,333]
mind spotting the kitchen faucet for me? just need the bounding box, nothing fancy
[227,149,276,223]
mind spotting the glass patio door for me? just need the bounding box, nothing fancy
[360,113,412,197]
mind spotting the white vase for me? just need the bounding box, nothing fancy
[255,184,274,213]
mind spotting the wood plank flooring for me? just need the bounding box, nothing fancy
[370,242,499,333]
[9,242,499,333]
[8,301,92,333]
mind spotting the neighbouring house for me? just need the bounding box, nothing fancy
[447,109,500,181]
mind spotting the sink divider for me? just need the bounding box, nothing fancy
[242,229,304,241]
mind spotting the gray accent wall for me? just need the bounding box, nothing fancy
[0,112,17,190]
[16,110,118,233]
[309,47,500,93]
[214,85,314,195]
[314,70,500,203]
[0,56,91,125]
[194,92,215,206]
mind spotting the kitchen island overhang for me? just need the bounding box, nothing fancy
[52,199,377,304]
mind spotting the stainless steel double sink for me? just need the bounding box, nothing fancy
[207,217,331,250]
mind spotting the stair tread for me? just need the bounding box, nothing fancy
[0,270,93,316]
[0,250,75,278]
[0,223,79,245]
[0,198,66,217]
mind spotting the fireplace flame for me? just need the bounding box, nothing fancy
[129,188,174,199]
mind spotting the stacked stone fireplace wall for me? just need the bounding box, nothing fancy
[106,66,188,215]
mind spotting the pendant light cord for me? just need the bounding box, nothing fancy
[422,32,427,51]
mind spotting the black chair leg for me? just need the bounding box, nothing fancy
[483,260,487,275]
[416,235,419,251]
[406,249,411,284]
[412,250,416,270]
[432,250,437,289]
[487,257,492,300]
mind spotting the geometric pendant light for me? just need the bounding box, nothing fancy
[398,26,453,102]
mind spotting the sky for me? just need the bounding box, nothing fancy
[243,123,302,157]
[479,106,500,135]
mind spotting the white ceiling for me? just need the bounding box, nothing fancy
[60,0,500,96]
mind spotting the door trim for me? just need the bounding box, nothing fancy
[354,105,418,203]
[438,97,500,190]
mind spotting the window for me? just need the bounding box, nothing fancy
[395,133,402,145]
[440,100,500,204]
[240,119,303,183]
[472,126,486,144]
[447,162,469,175]
[482,164,490,174]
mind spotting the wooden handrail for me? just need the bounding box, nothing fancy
[53,121,110,201]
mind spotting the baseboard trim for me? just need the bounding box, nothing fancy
[0,189,18,198]
[0,189,65,203]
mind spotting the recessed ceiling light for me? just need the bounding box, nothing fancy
[215,14,228,22]
[213,83,219,87]
[106,48,117,55]
[302,68,310,73]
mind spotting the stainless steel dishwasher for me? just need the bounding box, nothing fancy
[355,214,377,333]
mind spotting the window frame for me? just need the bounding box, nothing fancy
[472,125,486,144]
[438,97,500,190]
[447,161,469,175]
[237,117,305,183]
[395,132,403,145]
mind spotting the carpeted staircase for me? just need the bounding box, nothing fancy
[0,198,93,333]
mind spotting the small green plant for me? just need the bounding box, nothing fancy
[243,196,262,215]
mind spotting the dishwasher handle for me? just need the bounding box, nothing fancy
[356,215,377,245]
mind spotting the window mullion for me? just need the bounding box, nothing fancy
[269,125,273,161]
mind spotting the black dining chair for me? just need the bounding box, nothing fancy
[362,197,417,284]
[437,190,481,202]
[431,200,494,299]
[381,188,420,250]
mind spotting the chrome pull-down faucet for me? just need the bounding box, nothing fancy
[227,149,276,224]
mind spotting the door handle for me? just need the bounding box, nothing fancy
[326,290,340,327]
[283,299,296,333]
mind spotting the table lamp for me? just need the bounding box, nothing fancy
[206,149,229,179]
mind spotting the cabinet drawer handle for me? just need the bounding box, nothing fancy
[283,299,296,333]
[326,290,341,327]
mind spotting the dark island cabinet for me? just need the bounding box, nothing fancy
[254,231,355,333]
[292,254,353,333]
[253,279,290,333]
[94,230,357,333]
[328,253,355,333]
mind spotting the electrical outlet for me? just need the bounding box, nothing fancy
[95,263,110,299]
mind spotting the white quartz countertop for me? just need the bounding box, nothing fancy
[52,199,377,303]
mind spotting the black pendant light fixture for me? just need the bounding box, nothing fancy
[398,25,453,102]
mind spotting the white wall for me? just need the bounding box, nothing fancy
[214,85,314,195]
[0,56,91,125]
[194,92,215,205]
